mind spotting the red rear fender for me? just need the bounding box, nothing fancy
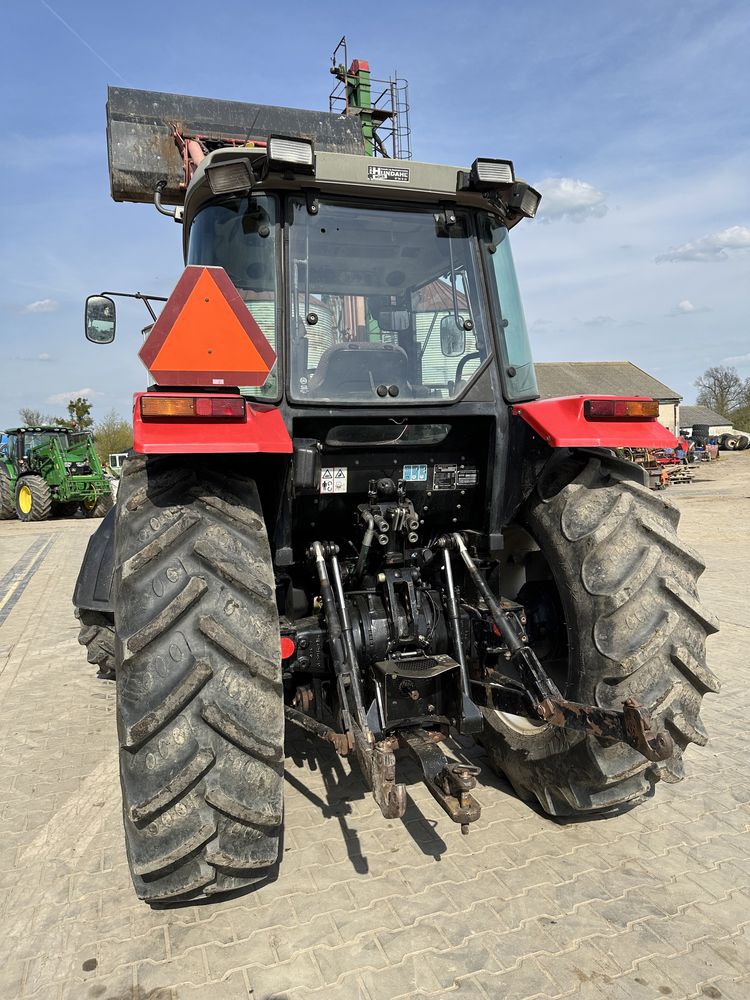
[514,396,678,449]
[132,392,292,455]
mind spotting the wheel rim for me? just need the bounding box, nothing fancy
[18,484,33,514]
[495,711,549,733]
[492,525,569,737]
[83,499,96,511]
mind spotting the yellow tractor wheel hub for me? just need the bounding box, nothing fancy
[18,484,33,515]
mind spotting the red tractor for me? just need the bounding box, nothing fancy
[74,79,718,903]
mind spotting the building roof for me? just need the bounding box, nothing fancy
[679,404,732,427]
[534,361,681,402]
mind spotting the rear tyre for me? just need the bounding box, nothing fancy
[721,434,739,451]
[15,476,52,522]
[481,456,719,817]
[0,467,15,519]
[82,491,114,518]
[75,608,116,678]
[114,456,283,903]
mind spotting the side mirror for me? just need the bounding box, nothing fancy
[85,295,116,344]
[440,315,466,356]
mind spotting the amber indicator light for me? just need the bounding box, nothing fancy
[584,399,659,421]
[140,396,245,419]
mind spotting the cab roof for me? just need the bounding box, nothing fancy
[5,426,70,434]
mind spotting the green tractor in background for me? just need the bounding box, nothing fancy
[0,426,113,521]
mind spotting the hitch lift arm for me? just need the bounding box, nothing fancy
[444,533,674,764]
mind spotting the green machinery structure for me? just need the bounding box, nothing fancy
[329,36,411,160]
[0,426,113,521]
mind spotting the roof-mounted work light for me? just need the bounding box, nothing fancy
[205,158,255,195]
[457,158,515,194]
[470,158,515,190]
[266,135,316,175]
[507,181,542,219]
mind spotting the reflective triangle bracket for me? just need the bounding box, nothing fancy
[138,265,277,387]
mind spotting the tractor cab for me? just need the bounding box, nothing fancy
[182,176,540,406]
[3,427,70,471]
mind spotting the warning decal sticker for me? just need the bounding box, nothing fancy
[320,467,348,494]
[402,464,428,483]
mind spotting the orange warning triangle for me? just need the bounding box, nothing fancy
[139,266,276,387]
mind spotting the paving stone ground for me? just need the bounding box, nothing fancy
[1,454,748,1000]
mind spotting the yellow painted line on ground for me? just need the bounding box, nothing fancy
[0,536,54,625]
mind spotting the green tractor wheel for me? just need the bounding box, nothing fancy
[0,466,15,520]
[82,491,114,519]
[15,476,52,522]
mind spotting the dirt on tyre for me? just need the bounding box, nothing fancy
[114,455,283,903]
[0,466,15,520]
[481,456,719,817]
[76,608,116,678]
[15,475,52,521]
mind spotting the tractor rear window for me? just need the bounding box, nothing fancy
[287,198,491,403]
[187,194,280,400]
[325,423,451,447]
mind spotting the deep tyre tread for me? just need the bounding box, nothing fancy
[15,475,52,521]
[0,467,15,520]
[480,456,718,817]
[75,608,116,678]
[114,456,283,903]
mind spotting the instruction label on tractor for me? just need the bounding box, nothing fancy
[456,467,478,486]
[368,165,410,183]
[402,464,428,483]
[320,467,347,494]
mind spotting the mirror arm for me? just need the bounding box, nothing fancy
[136,294,158,322]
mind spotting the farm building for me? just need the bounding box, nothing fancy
[679,405,733,438]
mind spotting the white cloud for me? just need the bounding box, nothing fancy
[7,352,55,362]
[583,314,616,327]
[656,225,750,263]
[46,388,103,405]
[535,177,608,223]
[669,299,710,316]
[22,298,59,314]
[721,352,750,365]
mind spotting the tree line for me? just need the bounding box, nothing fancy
[18,398,132,465]
[694,366,750,431]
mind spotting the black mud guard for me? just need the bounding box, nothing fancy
[533,446,648,503]
[72,506,115,613]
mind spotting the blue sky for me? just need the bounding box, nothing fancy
[1,0,748,426]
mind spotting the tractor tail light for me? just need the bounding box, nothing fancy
[194,396,245,418]
[280,636,296,660]
[140,395,245,419]
[584,398,660,421]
